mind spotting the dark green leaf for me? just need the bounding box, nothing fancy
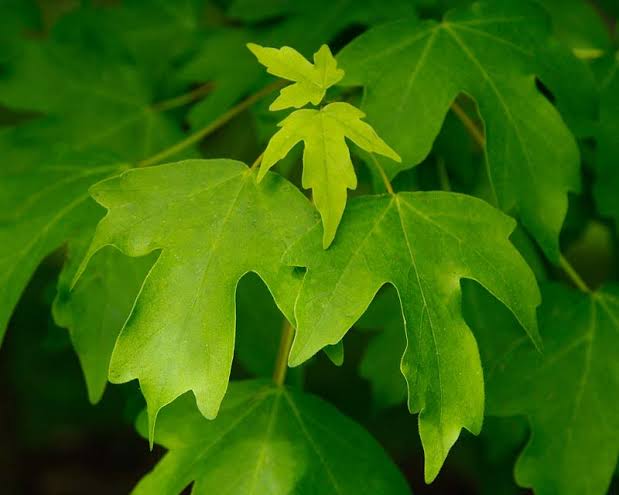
[134,380,411,494]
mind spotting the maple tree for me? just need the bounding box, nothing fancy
[0,1,617,494]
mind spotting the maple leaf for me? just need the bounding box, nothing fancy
[0,35,191,344]
[133,380,411,495]
[260,102,401,248]
[227,0,417,25]
[74,159,317,440]
[53,231,154,404]
[473,283,619,495]
[284,192,541,481]
[337,0,580,260]
[51,0,205,83]
[0,39,189,159]
[183,0,417,130]
[248,43,344,110]
[0,122,131,342]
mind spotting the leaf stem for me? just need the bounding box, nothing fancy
[437,156,451,191]
[451,100,484,148]
[251,151,264,170]
[151,82,214,112]
[273,319,294,386]
[559,256,592,293]
[138,80,284,168]
[370,154,394,194]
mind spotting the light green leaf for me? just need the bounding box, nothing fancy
[260,102,400,248]
[183,0,418,131]
[75,159,317,441]
[594,53,619,231]
[53,231,154,404]
[478,283,619,495]
[284,192,541,481]
[337,0,580,260]
[133,380,411,495]
[248,43,344,110]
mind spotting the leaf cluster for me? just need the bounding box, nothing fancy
[1,1,618,494]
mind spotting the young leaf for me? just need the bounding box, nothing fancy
[184,0,418,130]
[247,43,344,110]
[75,159,317,440]
[53,232,154,404]
[133,380,411,495]
[260,102,401,248]
[478,283,619,495]
[337,0,580,260]
[284,192,541,481]
[594,53,619,231]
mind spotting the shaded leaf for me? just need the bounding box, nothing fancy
[53,232,154,404]
[337,0,580,260]
[594,53,619,231]
[134,380,411,495]
[357,288,407,410]
[478,283,619,495]
[0,122,128,341]
[0,40,187,160]
[183,0,417,130]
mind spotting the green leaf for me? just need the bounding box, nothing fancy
[0,123,128,342]
[183,0,418,131]
[357,288,407,410]
[248,43,344,110]
[0,0,40,62]
[227,0,417,24]
[323,341,344,366]
[537,0,611,56]
[337,0,580,260]
[134,380,411,495]
[53,231,154,404]
[535,38,598,137]
[284,192,541,481]
[260,102,401,248]
[235,273,288,378]
[180,29,265,131]
[0,32,193,344]
[594,53,619,231]
[0,40,187,159]
[479,283,619,495]
[75,159,317,440]
[52,0,205,84]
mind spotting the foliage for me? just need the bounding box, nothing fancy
[0,0,617,494]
